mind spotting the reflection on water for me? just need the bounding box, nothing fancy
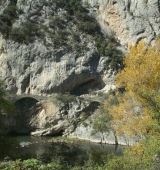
[15,135,53,143]
[12,136,125,160]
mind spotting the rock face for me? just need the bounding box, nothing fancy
[0,0,108,95]
[0,0,159,145]
[2,95,136,145]
[69,122,137,145]
[0,0,159,95]
[83,0,160,46]
[0,40,105,95]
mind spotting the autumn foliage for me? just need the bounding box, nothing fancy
[106,39,160,169]
[109,39,160,137]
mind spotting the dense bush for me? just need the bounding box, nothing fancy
[71,31,80,42]
[9,0,17,5]
[77,21,99,35]
[0,23,10,38]
[49,16,65,29]
[3,5,18,19]
[94,35,124,71]
[10,21,39,44]
[56,92,75,104]
[52,0,79,10]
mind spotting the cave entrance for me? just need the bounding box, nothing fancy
[15,97,45,134]
[15,97,43,114]
[71,78,105,95]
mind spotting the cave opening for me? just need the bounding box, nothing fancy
[14,97,44,134]
[15,97,43,113]
[71,78,105,96]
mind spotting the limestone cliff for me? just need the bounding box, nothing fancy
[0,0,159,95]
[0,0,159,145]
[0,0,107,95]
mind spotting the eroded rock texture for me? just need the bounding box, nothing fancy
[83,0,160,46]
[0,0,109,95]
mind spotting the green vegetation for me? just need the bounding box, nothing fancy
[0,0,15,6]
[49,16,65,29]
[80,112,88,122]
[0,0,5,5]
[0,0,18,39]
[91,90,119,140]
[10,20,39,44]
[103,39,160,169]
[57,92,75,103]
[55,92,75,104]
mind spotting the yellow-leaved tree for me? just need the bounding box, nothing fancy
[106,39,160,170]
[110,39,160,137]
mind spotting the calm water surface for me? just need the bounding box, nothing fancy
[12,136,125,160]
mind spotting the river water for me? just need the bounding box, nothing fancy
[11,135,125,160]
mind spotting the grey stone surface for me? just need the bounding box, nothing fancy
[83,0,160,46]
[0,0,107,95]
[69,110,137,145]
[0,40,104,95]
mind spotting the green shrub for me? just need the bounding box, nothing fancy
[94,34,124,71]
[9,0,17,5]
[64,13,73,21]
[0,23,11,38]
[71,31,80,42]
[92,112,112,135]
[82,121,88,127]
[10,21,38,43]
[0,159,63,170]
[3,5,18,19]
[56,92,75,104]
[74,10,92,22]
[0,1,18,39]
[73,43,81,52]
[80,112,88,121]
[49,16,65,29]
[54,0,79,9]
[0,0,5,5]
